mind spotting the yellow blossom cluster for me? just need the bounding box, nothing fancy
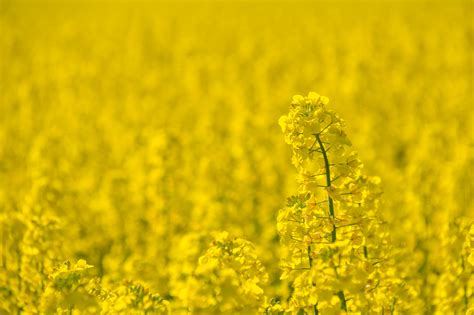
[277,93,417,313]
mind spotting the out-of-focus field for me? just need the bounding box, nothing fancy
[0,1,472,314]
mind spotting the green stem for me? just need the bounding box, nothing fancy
[390,298,397,314]
[316,134,347,312]
[337,291,348,311]
[307,246,313,267]
[316,134,336,242]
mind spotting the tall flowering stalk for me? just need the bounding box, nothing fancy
[277,92,410,313]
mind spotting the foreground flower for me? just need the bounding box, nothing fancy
[278,92,416,313]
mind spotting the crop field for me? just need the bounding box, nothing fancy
[0,0,473,314]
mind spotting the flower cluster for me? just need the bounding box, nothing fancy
[39,259,170,314]
[40,260,96,313]
[190,231,269,313]
[277,93,415,313]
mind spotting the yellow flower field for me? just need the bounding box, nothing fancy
[0,0,472,314]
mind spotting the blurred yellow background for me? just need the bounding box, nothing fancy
[1,0,472,313]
